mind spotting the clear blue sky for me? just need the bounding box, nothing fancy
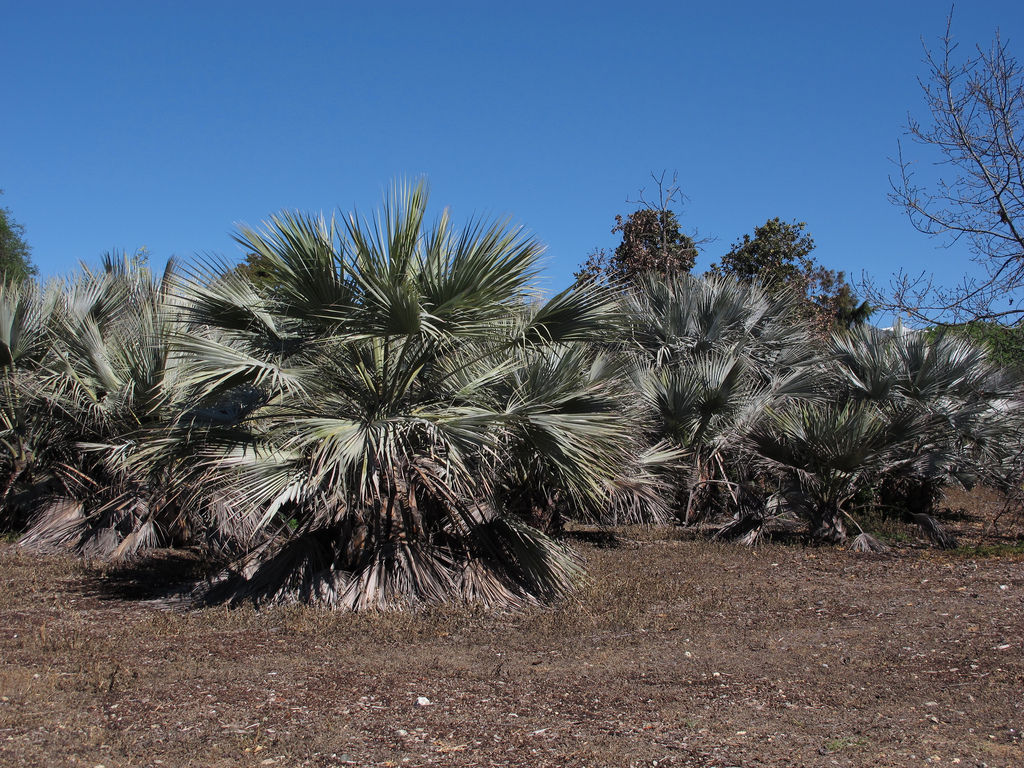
[3,1,1021,323]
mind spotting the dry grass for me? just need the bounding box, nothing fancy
[1,488,1022,767]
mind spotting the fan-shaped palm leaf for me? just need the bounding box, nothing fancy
[165,179,622,609]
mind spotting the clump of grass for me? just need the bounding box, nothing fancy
[823,736,867,752]
[948,541,1024,559]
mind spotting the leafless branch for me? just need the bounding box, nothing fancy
[627,170,716,252]
[871,11,1024,326]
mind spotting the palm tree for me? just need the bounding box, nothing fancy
[747,400,919,545]
[625,272,820,530]
[162,180,631,609]
[0,278,64,533]
[487,343,673,531]
[743,322,1022,548]
[828,322,1023,546]
[18,254,193,558]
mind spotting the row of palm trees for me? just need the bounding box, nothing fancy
[2,181,1021,609]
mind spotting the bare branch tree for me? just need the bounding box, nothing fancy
[866,13,1024,325]
[575,171,713,285]
[627,171,714,269]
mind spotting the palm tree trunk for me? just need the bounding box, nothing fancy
[810,503,848,544]
[0,458,27,532]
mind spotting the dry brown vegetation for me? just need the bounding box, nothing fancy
[2,489,1022,768]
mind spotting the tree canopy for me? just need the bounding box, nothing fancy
[575,173,701,285]
[707,217,872,331]
[941,321,1024,372]
[575,209,698,285]
[0,192,37,283]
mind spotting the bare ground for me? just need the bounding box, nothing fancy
[1,489,1022,768]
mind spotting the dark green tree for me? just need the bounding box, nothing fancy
[707,216,814,285]
[707,218,872,331]
[0,192,37,283]
[812,270,875,331]
[938,321,1024,372]
[235,250,278,291]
